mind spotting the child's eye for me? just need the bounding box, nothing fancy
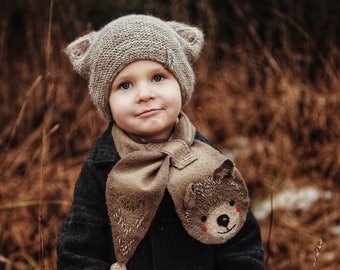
[153,74,164,82]
[120,82,132,90]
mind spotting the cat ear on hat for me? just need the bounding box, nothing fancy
[64,31,98,78]
[168,21,204,63]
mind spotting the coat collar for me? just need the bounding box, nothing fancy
[88,122,121,164]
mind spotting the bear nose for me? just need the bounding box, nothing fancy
[217,214,229,227]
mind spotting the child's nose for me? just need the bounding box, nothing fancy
[136,83,155,102]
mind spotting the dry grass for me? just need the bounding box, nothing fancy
[1,1,340,269]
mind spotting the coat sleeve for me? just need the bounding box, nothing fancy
[57,161,114,269]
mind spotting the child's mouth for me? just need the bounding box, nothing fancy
[136,108,162,117]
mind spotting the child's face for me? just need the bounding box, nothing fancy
[109,60,182,142]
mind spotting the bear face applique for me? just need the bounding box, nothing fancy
[183,159,249,245]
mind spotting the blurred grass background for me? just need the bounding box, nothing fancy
[0,0,339,269]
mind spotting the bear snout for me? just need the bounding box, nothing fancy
[217,214,229,227]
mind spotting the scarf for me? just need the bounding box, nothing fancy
[106,113,249,270]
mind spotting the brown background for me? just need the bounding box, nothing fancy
[1,0,339,269]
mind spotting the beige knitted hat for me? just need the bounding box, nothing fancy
[65,14,204,120]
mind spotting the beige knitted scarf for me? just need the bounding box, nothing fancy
[106,113,249,270]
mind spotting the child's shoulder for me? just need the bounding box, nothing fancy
[87,122,119,164]
[194,131,217,150]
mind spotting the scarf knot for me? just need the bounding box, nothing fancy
[146,140,197,169]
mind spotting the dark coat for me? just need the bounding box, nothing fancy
[57,123,265,269]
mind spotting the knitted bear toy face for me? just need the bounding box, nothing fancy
[183,159,249,244]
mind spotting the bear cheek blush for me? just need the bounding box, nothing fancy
[201,225,207,232]
[236,206,242,212]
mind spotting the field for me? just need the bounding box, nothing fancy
[1,1,340,269]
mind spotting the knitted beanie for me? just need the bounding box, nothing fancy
[65,14,204,120]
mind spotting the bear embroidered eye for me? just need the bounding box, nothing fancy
[229,200,235,206]
[201,216,207,222]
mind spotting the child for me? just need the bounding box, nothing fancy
[57,14,265,270]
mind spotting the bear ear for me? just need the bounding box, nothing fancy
[184,183,196,210]
[213,159,235,179]
[168,21,204,63]
[64,31,98,78]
